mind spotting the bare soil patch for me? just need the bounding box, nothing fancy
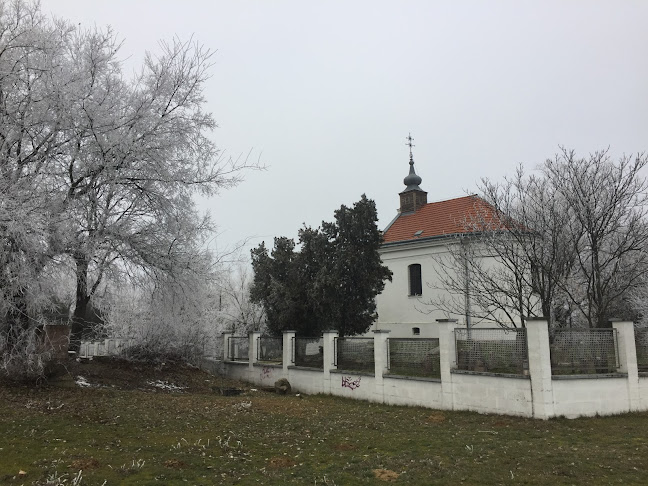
[69,457,100,470]
[48,356,245,394]
[267,456,297,469]
[164,459,187,469]
[373,468,400,481]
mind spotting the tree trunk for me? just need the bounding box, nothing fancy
[6,287,30,352]
[70,254,91,352]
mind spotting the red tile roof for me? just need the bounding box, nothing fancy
[382,195,503,244]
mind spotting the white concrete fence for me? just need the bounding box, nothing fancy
[203,319,648,419]
[78,338,134,358]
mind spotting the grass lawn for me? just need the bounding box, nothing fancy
[0,358,647,485]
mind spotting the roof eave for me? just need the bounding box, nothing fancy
[380,231,484,250]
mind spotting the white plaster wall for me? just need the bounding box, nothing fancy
[372,321,441,338]
[638,376,648,410]
[376,242,460,328]
[252,364,283,387]
[451,373,533,417]
[286,367,328,395]
[223,362,252,382]
[329,371,378,402]
[552,378,630,418]
[382,377,444,408]
[216,362,643,419]
[374,239,526,336]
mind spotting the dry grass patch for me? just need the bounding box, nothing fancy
[251,395,311,417]
[267,456,296,469]
[425,411,446,423]
[69,457,100,470]
[333,442,356,451]
[373,468,399,481]
[163,458,187,469]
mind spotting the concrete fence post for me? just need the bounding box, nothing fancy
[611,320,640,411]
[221,332,232,361]
[437,319,458,410]
[283,330,296,372]
[526,318,555,419]
[322,330,338,393]
[249,331,261,371]
[373,330,390,401]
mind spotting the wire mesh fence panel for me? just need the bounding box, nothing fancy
[258,337,282,364]
[294,337,324,368]
[335,337,374,373]
[455,328,528,375]
[227,336,249,361]
[637,329,648,373]
[550,329,619,375]
[387,338,440,378]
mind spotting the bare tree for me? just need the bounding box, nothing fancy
[424,218,543,329]
[425,149,648,329]
[545,149,648,327]
[476,166,578,327]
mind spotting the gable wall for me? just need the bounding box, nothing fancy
[373,238,523,337]
[374,240,463,338]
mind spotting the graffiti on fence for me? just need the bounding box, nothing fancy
[260,366,273,380]
[341,376,361,390]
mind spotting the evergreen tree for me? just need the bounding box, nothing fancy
[250,195,392,336]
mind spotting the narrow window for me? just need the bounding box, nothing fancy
[408,264,422,296]
[412,327,420,336]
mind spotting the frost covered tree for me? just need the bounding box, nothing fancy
[215,263,266,334]
[53,30,249,349]
[0,1,74,356]
[0,0,255,365]
[250,195,392,337]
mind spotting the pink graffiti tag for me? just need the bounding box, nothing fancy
[260,366,273,379]
[341,376,361,390]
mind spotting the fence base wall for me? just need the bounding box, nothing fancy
[205,320,648,420]
[329,371,378,402]
[207,359,648,419]
[551,377,630,418]
[382,376,443,409]
[451,372,533,417]
[638,377,648,410]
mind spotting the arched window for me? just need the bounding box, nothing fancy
[408,263,422,296]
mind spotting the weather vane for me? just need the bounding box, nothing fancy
[406,133,415,157]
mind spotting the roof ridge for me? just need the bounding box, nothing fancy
[425,194,480,205]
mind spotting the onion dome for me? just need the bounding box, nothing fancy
[403,152,423,191]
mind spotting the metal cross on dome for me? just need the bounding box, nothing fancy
[405,133,415,156]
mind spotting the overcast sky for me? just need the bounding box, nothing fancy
[41,0,648,259]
